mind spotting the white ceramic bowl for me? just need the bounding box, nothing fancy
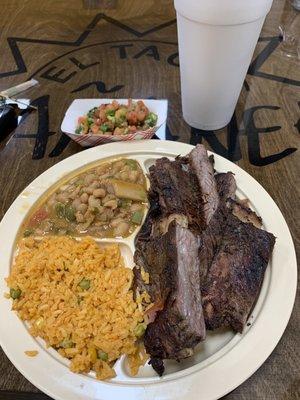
[61,99,168,147]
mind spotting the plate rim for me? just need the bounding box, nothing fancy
[0,140,297,400]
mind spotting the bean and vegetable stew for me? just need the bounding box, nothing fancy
[22,158,147,238]
[76,99,158,135]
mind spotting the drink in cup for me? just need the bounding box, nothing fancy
[174,0,273,130]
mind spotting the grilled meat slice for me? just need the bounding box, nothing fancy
[133,230,168,307]
[202,213,275,333]
[200,171,270,330]
[134,221,206,376]
[149,157,204,232]
[149,145,219,233]
[198,172,237,283]
[215,172,262,227]
[215,172,237,203]
[198,206,228,284]
[229,198,262,228]
[134,145,275,377]
[134,190,161,245]
[189,145,219,224]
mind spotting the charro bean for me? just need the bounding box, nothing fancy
[99,173,111,179]
[105,208,114,220]
[94,221,104,227]
[69,186,81,200]
[80,193,89,203]
[72,198,82,211]
[84,174,96,185]
[90,181,100,189]
[56,193,69,203]
[83,187,94,195]
[98,212,107,222]
[106,184,115,194]
[93,188,106,198]
[75,211,84,223]
[84,210,93,220]
[96,165,107,174]
[116,210,127,218]
[103,199,118,209]
[88,196,101,208]
[47,195,56,207]
[102,194,115,203]
[78,203,88,213]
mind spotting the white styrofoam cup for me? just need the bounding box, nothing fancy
[174,0,273,130]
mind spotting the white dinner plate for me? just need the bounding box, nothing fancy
[0,140,297,400]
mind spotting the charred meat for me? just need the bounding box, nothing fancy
[133,144,275,375]
[149,147,219,234]
[134,221,205,375]
[189,145,219,225]
[202,213,275,333]
[149,157,205,232]
[215,172,237,203]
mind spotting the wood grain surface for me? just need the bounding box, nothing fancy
[0,0,299,399]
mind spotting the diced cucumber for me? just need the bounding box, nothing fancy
[55,202,65,218]
[87,107,97,118]
[23,228,34,237]
[10,288,22,299]
[106,109,115,117]
[131,210,143,225]
[75,126,82,134]
[145,112,158,127]
[100,124,108,133]
[125,159,137,170]
[65,205,76,222]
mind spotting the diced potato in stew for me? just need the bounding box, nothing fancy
[21,159,147,238]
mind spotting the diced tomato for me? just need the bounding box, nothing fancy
[126,111,138,125]
[91,124,99,134]
[99,109,106,121]
[27,207,49,228]
[78,116,86,124]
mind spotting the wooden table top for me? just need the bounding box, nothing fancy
[0,0,299,399]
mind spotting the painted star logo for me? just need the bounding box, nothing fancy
[0,14,177,78]
[0,13,297,164]
[0,13,298,86]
